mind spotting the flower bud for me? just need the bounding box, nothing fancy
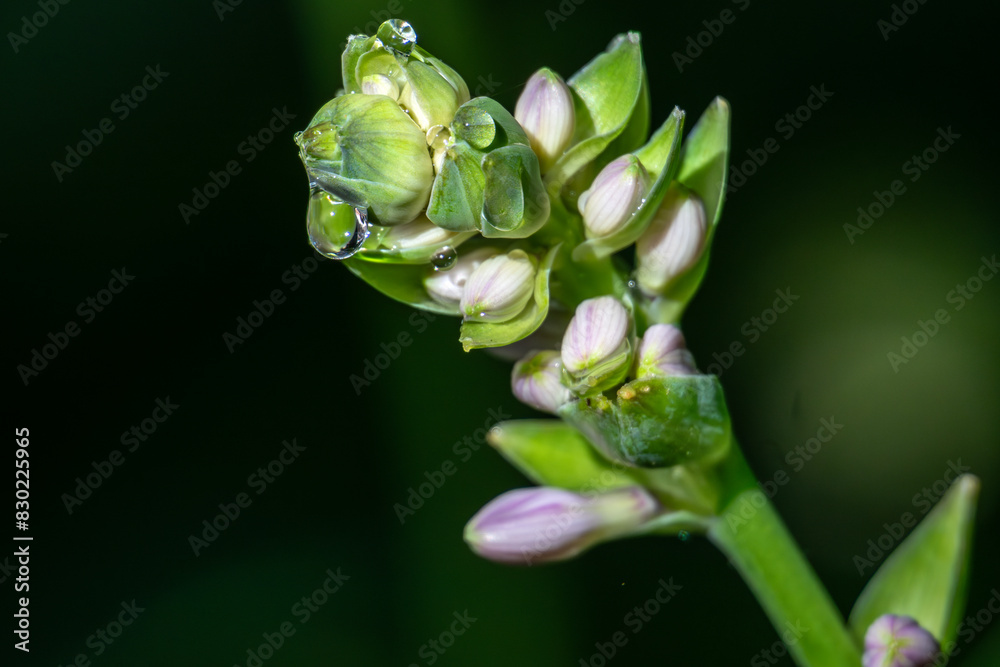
[461,250,537,322]
[635,189,707,294]
[511,351,572,414]
[561,296,631,396]
[863,615,940,667]
[635,324,697,379]
[296,93,434,225]
[464,486,659,565]
[514,68,575,173]
[579,155,651,238]
[424,247,497,308]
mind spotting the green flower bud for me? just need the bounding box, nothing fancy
[296,93,434,226]
[461,250,538,322]
[345,20,469,132]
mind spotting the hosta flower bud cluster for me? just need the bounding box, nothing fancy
[295,19,733,565]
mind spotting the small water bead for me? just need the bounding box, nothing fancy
[431,246,457,271]
[678,530,690,542]
[306,188,370,260]
[376,20,417,55]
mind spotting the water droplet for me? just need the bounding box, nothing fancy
[627,279,637,289]
[452,106,496,149]
[431,246,457,271]
[678,530,690,542]
[306,188,369,260]
[376,19,416,55]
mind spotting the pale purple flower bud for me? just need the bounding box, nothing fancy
[635,189,707,294]
[635,324,698,378]
[579,155,651,238]
[461,250,537,322]
[424,247,497,308]
[511,350,572,414]
[863,615,940,667]
[464,486,659,565]
[514,68,575,173]
[560,296,631,395]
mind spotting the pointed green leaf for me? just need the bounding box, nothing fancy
[459,244,558,351]
[546,33,645,190]
[848,474,980,649]
[641,97,730,324]
[488,420,634,491]
[572,108,685,262]
[343,255,460,315]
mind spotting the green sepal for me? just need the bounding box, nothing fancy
[488,420,634,491]
[343,255,460,316]
[641,97,730,324]
[848,475,980,649]
[427,143,485,232]
[459,244,559,351]
[546,32,645,190]
[353,224,477,265]
[341,34,376,94]
[481,144,550,239]
[600,71,650,167]
[572,108,685,262]
[559,375,732,468]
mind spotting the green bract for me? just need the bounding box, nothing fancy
[559,375,732,468]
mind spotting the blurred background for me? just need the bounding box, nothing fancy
[3,0,998,664]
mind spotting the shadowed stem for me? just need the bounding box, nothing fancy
[707,447,861,667]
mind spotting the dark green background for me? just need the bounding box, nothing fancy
[4,0,998,664]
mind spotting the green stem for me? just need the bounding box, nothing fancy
[707,447,861,667]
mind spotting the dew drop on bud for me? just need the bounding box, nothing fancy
[306,188,369,260]
[376,19,417,56]
[431,246,457,271]
[627,279,637,289]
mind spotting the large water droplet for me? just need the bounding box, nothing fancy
[452,106,496,149]
[306,189,369,260]
[376,20,416,55]
[431,246,457,271]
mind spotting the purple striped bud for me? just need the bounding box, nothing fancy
[511,350,572,414]
[635,324,698,378]
[635,189,707,294]
[464,486,659,565]
[514,68,575,173]
[424,247,498,308]
[579,155,651,238]
[461,250,537,322]
[560,296,631,396]
[863,615,940,667]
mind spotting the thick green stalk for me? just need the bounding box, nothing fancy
[707,448,861,667]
